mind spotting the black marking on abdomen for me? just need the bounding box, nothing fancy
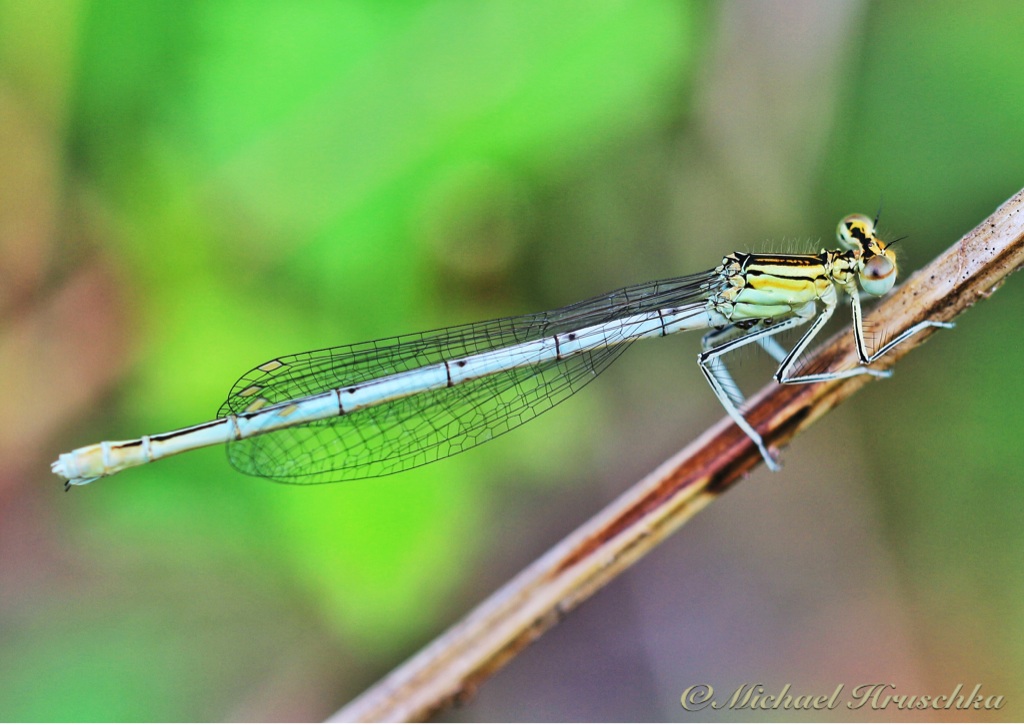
[150,419,224,442]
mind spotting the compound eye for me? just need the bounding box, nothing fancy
[837,213,875,251]
[860,254,896,296]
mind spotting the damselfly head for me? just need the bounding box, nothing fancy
[859,250,897,296]
[838,213,898,296]
[837,213,877,253]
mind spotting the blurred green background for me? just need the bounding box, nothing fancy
[2,0,1022,721]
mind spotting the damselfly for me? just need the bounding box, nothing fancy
[53,214,952,488]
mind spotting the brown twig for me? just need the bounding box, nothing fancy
[332,188,1024,723]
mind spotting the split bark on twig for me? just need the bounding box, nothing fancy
[333,188,1024,723]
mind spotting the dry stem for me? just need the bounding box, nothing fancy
[332,188,1024,722]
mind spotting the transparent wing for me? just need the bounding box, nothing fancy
[218,272,719,484]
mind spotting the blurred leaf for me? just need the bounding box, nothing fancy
[59,0,693,665]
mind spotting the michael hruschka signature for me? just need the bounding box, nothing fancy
[680,683,1004,713]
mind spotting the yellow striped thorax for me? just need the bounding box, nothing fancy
[708,213,899,323]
